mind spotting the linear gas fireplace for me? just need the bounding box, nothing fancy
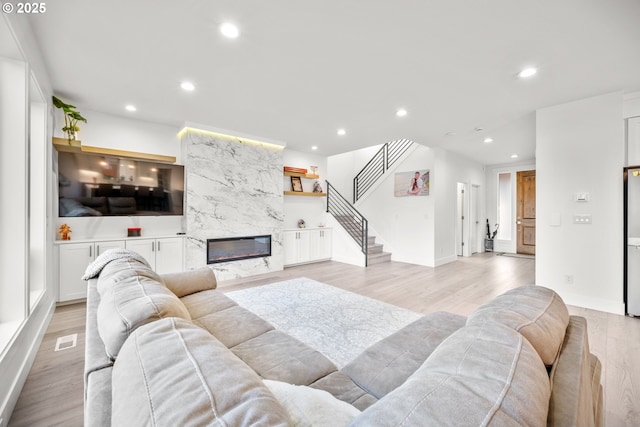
[207,235,272,264]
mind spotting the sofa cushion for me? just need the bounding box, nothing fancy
[107,197,137,215]
[264,379,360,427]
[96,258,191,359]
[194,305,274,348]
[232,330,338,385]
[341,311,466,399]
[466,285,569,365]
[310,371,378,411]
[350,321,551,427]
[180,288,238,320]
[161,267,217,298]
[112,317,290,427]
[85,366,112,427]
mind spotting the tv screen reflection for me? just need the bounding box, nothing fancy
[57,151,184,217]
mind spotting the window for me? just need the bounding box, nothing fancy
[0,56,28,349]
[497,172,512,240]
[29,75,47,309]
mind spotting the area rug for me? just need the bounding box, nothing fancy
[226,278,422,368]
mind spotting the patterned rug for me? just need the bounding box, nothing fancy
[226,277,422,368]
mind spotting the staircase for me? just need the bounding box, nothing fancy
[332,211,392,266]
[366,235,392,265]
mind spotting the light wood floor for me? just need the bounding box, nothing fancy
[9,253,640,426]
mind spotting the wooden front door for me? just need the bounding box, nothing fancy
[517,170,536,255]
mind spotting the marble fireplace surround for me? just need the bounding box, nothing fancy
[181,127,285,280]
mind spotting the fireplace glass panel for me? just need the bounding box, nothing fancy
[207,235,271,264]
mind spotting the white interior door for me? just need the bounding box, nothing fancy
[456,183,465,256]
[470,184,480,254]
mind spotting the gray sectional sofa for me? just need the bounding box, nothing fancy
[84,252,603,426]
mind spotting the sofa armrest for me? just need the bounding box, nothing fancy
[84,279,113,389]
[160,267,217,297]
[548,315,602,427]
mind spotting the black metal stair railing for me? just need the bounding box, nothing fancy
[326,181,368,264]
[353,138,414,203]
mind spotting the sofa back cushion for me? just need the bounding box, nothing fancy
[96,258,191,359]
[466,285,569,365]
[160,267,217,298]
[350,322,551,426]
[112,317,290,427]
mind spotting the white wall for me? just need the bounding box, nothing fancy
[327,144,382,202]
[624,91,640,119]
[53,109,182,162]
[358,144,436,266]
[283,149,328,229]
[326,143,484,267]
[433,148,486,264]
[536,91,625,314]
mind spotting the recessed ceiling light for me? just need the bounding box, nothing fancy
[518,67,537,78]
[396,109,408,117]
[483,137,494,143]
[474,127,484,132]
[125,105,136,112]
[311,146,318,150]
[220,23,239,38]
[445,131,456,136]
[337,128,346,136]
[511,154,519,159]
[181,81,195,91]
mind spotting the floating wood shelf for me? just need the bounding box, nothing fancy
[284,191,327,197]
[52,137,177,163]
[284,171,320,179]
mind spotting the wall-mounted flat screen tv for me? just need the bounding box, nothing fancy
[57,151,184,217]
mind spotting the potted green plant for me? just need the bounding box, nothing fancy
[52,95,87,143]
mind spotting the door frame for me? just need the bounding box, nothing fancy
[488,164,536,254]
[516,170,536,255]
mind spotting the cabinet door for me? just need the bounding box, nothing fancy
[283,230,311,265]
[283,231,299,266]
[155,238,184,274]
[309,229,332,261]
[59,242,94,301]
[125,239,156,270]
[297,231,311,263]
[316,229,332,260]
[95,240,125,256]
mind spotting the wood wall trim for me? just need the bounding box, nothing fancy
[52,137,176,163]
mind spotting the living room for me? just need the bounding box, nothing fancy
[2,2,640,426]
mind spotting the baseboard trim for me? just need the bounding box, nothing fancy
[434,255,457,267]
[557,290,625,315]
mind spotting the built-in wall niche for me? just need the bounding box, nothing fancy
[57,150,185,217]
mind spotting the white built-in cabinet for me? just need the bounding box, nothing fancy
[125,237,184,274]
[57,236,184,302]
[283,228,332,266]
[58,240,125,301]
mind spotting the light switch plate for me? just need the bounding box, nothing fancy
[573,214,592,224]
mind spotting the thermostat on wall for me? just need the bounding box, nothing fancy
[575,192,590,202]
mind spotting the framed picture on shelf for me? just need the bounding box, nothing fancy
[291,176,303,192]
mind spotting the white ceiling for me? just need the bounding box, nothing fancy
[25,0,640,165]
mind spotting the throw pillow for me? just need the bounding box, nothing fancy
[264,379,360,427]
